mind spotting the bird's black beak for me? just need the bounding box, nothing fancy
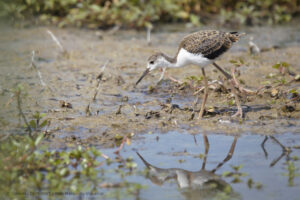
[136,68,150,85]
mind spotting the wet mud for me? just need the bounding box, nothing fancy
[0,23,299,148]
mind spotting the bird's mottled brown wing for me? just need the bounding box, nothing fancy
[178,30,233,59]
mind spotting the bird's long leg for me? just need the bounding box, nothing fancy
[167,76,184,84]
[211,136,238,173]
[190,94,200,120]
[159,67,166,82]
[201,134,209,170]
[157,68,184,85]
[156,67,166,85]
[229,83,243,118]
[261,136,269,158]
[231,67,255,95]
[213,62,232,80]
[198,68,208,119]
[213,62,255,95]
[213,62,243,118]
[193,80,224,95]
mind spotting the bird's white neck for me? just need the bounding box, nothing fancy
[159,53,186,68]
[157,53,177,68]
[160,48,213,69]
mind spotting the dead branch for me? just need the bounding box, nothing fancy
[46,29,67,54]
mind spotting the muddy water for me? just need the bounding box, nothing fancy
[0,21,300,199]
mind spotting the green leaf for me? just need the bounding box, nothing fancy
[39,120,48,128]
[114,134,123,140]
[90,4,101,12]
[29,120,36,129]
[34,134,44,146]
[231,164,243,172]
[255,182,262,189]
[281,62,290,68]
[239,58,245,64]
[230,60,238,64]
[59,168,69,176]
[272,62,290,69]
[272,63,281,69]
[222,171,231,177]
[247,178,253,188]
[289,89,297,94]
[189,14,200,26]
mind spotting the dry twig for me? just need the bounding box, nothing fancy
[46,29,66,54]
[85,60,109,116]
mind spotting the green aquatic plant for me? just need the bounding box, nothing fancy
[0,0,298,28]
[264,61,297,86]
[28,111,49,132]
[222,164,264,190]
[0,84,143,199]
[220,0,295,25]
[272,62,290,72]
[184,75,204,86]
[283,161,300,187]
[0,134,143,199]
[229,58,245,67]
[11,84,49,137]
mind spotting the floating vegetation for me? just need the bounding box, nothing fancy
[222,164,264,189]
[0,131,144,199]
[283,161,300,187]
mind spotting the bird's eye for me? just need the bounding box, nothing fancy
[149,61,154,64]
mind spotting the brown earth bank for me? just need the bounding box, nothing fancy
[0,24,299,148]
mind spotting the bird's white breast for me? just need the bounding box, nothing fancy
[175,48,213,68]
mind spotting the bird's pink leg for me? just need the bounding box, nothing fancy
[198,68,208,119]
[213,62,255,95]
[157,68,183,84]
[231,67,255,95]
[156,68,166,84]
[229,83,243,118]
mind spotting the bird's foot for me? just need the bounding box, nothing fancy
[155,79,163,86]
[231,108,243,119]
[231,80,256,95]
[168,76,183,84]
[230,68,255,95]
[156,76,184,87]
[193,80,224,95]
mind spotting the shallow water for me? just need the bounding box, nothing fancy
[99,131,300,200]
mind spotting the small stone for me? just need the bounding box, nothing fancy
[145,111,160,119]
[60,100,73,108]
[95,31,104,39]
[271,89,279,97]
[207,106,215,113]
[281,104,295,113]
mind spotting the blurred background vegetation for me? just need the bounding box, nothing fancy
[0,0,299,28]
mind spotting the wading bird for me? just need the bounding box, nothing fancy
[136,30,245,118]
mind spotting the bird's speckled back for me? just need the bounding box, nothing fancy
[177,30,244,60]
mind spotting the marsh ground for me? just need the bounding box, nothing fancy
[0,22,300,200]
[0,23,299,147]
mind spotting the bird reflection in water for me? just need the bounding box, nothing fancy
[137,135,241,200]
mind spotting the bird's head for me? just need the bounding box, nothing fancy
[136,53,166,85]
